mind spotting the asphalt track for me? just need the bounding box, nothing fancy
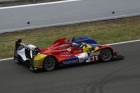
[0,41,140,93]
[0,0,140,33]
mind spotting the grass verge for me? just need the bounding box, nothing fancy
[0,0,62,7]
[0,16,140,59]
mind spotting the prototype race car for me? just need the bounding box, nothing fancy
[14,37,123,71]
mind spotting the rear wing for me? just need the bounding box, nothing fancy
[15,39,22,50]
[15,39,36,50]
[14,39,39,61]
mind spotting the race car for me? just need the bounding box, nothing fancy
[14,37,123,71]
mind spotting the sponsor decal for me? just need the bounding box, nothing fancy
[74,50,82,53]
[60,51,70,55]
[67,48,71,51]
[59,44,69,49]
[63,56,79,65]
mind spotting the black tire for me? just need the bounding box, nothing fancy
[14,56,22,64]
[100,49,113,62]
[43,56,56,71]
[14,49,22,64]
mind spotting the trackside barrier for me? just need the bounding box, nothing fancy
[0,0,140,33]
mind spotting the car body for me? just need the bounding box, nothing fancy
[14,37,123,71]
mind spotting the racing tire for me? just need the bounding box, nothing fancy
[14,49,22,64]
[43,56,56,71]
[100,49,113,62]
[14,55,22,64]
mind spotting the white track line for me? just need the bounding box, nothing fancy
[0,0,80,10]
[0,58,13,62]
[107,39,140,46]
[0,39,140,62]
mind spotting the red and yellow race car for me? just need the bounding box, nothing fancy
[14,37,123,71]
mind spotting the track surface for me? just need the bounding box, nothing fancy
[0,41,140,93]
[1,0,140,33]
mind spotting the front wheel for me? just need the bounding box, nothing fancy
[100,49,113,62]
[43,56,56,71]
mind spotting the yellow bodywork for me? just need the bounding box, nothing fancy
[33,54,47,69]
[92,46,99,52]
[82,43,99,53]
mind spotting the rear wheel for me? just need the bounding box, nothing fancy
[43,56,56,71]
[14,49,22,64]
[14,56,22,64]
[100,49,113,62]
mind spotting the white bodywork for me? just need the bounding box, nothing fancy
[76,53,89,63]
[17,43,37,61]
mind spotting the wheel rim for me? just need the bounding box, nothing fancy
[101,49,112,61]
[44,57,56,71]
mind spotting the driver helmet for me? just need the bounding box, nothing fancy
[71,43,78,47]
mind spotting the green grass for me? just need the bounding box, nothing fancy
[0,16,140,58]
[0,0,62,7]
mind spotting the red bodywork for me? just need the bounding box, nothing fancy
[40,38,118,63]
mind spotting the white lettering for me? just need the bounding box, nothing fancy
[63,59,79,64]
[59,44,69,49]
[74,50,82,53]
[60,51,70,55]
